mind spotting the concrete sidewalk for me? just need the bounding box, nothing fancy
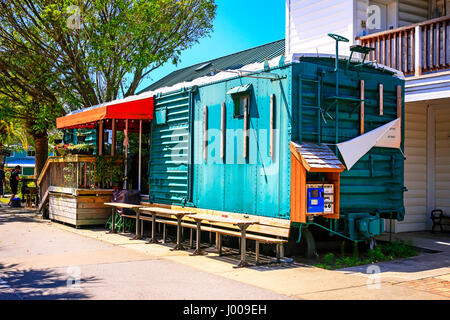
[1,204,449,300]
[43,218,450,299]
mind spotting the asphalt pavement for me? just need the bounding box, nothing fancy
[0,206,289,300]
[0,203,449,300]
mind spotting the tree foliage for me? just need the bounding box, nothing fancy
[0,0,217,110]
[0,0,216,176]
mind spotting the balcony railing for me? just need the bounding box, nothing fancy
[37,155,123,211]
[358,15,450,76]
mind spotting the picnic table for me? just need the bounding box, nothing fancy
[104,202,142,239]
[139,207,194,250]
[186,213,259,268]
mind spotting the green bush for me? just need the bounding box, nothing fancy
[381,240,417,259]
[314,239,418,270]
[323,253,335,266]
[335,256,361,268]
[367,246,386,262]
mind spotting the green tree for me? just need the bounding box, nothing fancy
[0,0,217,177]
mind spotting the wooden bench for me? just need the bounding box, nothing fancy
[186,214,260,268]
[431,209,450,233]
[138,207,193,250]
[138,205,290,267]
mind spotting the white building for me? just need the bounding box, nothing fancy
[286,0,450,232]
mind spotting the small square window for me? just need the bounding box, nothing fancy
[26,150,35,157]
[155,107,167,125]
[233,95,249,118]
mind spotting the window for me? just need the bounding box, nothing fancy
[233,95,250,118]
[26,150,35,157]
[227,84,253,118]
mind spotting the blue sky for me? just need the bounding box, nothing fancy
[136,0,286,92]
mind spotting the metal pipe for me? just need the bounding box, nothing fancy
[138,120,142,192]
[298,222,362,242]
[213,68,282,80]
[298,74,303,143]
[111,119,116,156]
[124,119,128,190]
[335,41,339,148]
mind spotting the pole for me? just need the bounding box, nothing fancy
[124,119,128,190]
[111,119,116,157]
[335,40,339,150]
[138,120,142,192]
[98,120,104,155]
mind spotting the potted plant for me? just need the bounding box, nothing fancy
[111,162,124,189]
[53,144,68,156]
[94,156,113,189]
[67,143,94,155]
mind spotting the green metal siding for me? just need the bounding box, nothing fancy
[145,56,405,237]
[292,58,405,220]
[149,90,191,205]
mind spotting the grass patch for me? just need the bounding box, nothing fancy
[314,240,418,270]
[0,197,10,203]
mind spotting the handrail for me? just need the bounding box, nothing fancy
[357,15,450,40]
[36,157,52,187]
[37,155,122,186]
[357,16,450,76]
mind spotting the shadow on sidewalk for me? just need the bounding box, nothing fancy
[0,210,43,226]
[0,263,100,300]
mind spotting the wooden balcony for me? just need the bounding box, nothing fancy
[358,15,450,76]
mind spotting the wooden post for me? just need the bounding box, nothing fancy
[124,119,128,190]
[270,94,274,158]
[360,80,365,135]
[203,106,208,162]
[98,120,103,155]
[393,32,397,70]
[243,97,248,159]
[220,102,225,159]
[76,162,79,188]
[138,120,142,192]
[415,25,423,76]
[379,84,384,116]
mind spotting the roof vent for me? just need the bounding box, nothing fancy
[195,62,212,72]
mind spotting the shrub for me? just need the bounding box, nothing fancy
[323,253,335,266]
[381,240,417,259]
[368,246,386,262]
[353,241,359,259]
[335,256,361,268]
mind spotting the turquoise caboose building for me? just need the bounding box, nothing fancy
[138,38,406,247]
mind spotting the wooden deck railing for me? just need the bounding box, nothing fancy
[37,155,122,212]
[358,15,450,76]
